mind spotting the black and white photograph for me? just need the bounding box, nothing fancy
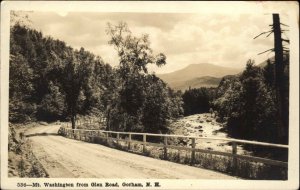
[1,1,299,190]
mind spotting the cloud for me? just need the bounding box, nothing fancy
[25,11,282,74]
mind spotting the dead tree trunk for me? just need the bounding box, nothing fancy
[273,14,287,143]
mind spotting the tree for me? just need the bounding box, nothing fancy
[141,75,183,133]
[60,47,111,129]
[213,75,242,121]
[106,22,166,76]
[60,48,98,129]
[263,59,275,88]
[9,21,181,134]
[105,22,182,133]
[238,61,274,140]
[182,87,214,116]
[9,53,36,122]
[254,14,290,144]
[9,23,112,125]
[214,60,279,143]
[36,81,65,121]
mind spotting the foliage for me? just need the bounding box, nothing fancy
[106,22,166,76]
[182,87,216,116]
[9,24,110,125]
[213,75,242,121]
[36,82,65,121]
[141,75,183,133]
[10,22,182,133]
[105,22,182,133]
[213,60,285,143]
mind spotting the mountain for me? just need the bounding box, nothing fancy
[258,56,275,68]
[258,52,289,68]
[157,63,241,91]
[166,76,222,91]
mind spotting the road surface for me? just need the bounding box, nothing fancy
[25,125,237,179]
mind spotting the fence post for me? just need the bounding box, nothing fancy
[87,131,90,142]
[164,136,168,160]
[232,142,238,174]
[95,131,99,143]
[91,131,94,143]
[105,132,108,144]
[117,132,120,145]
[92,131,94,142]
[191,138,196,165]
[143,134,147,154]
[128,133,131,150]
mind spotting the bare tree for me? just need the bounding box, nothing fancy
[254,13,289,143]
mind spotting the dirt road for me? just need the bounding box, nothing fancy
[25,125,237,179]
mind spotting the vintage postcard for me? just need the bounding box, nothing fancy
[1,1,299,190]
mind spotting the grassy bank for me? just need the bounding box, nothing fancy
[8,123,49,178]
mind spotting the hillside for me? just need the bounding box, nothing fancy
[168,76,221,91]
[258,56,275,68]
[257,52,289,68]
[157,63,241,91]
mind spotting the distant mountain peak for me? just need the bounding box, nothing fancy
[157,63,242,91]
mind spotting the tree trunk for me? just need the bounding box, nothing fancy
[273,14,287,143]
[71,114,76,129]
[106,109,111,131]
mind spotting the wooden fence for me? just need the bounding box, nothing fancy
[59,127,288,170]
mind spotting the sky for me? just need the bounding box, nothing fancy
[20,11,289,74]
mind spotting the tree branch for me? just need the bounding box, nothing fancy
[253,30,273,39]
[280,23,289,27]
[266,31,273,37]
[258,48,274,55]
[282,39,290,43]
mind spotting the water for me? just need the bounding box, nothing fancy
[170,113,252,155]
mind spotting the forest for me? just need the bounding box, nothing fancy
[9,18,289,144]
[213,58,289,144]
[9,22,183,135]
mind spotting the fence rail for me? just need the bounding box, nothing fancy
[59,127,288,169]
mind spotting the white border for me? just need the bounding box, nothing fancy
[1,1,299,190]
